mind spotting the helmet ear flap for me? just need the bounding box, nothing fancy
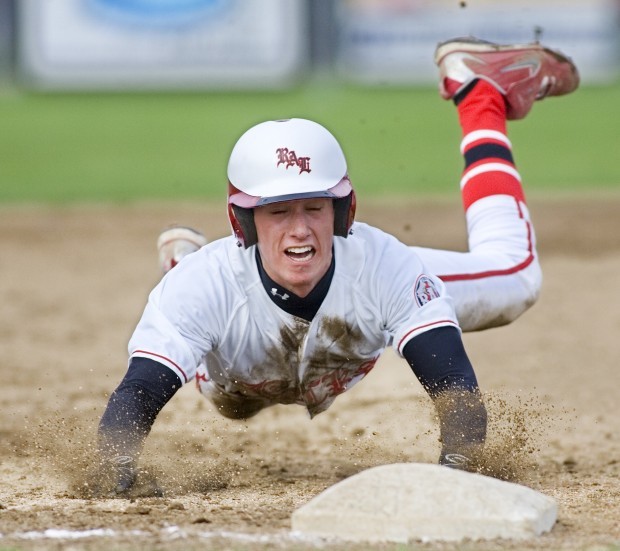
[333,191,356,237]
[229,204,258,248]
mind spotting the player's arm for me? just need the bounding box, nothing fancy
[402,326,487,470]
[96,357,181,496]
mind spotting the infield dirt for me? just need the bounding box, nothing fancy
[1,196,619,550]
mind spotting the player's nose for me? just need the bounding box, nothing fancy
[288,210,312,239]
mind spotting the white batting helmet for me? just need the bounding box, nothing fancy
[227,118,356,248]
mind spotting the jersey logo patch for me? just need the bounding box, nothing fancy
[276,148,311,174]
[414,275,440,307]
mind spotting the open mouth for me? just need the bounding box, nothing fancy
[285,246,315,262]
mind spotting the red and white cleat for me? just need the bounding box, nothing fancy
[435,36,580,120]
[157,226,207,273]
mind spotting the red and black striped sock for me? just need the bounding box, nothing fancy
[456,79,525,211]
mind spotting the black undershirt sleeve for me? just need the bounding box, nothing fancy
[98,357,182,462]
[402,326,487,462]
[402,325,479,396]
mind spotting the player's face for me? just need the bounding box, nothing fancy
[254,198,335,298]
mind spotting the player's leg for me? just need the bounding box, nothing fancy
[413,79,539,331]
[412,38,579,332]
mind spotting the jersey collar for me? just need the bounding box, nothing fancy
[254,248,335,321]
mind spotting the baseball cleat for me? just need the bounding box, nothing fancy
[157,226,207,273]
[434,36,580,120]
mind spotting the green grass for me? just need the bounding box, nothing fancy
[1,81,619,203]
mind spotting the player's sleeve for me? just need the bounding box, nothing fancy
[390,271,460,352]
[403,326,487,469]
[128,299,207,384]
[98,357,181,460]
[128,253,227,384]
[364,229,459,349]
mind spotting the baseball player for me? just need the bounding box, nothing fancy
[96,37,579,496]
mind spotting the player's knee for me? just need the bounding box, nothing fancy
[520,257,543,309]
[499,258,543,325]
[460,259,542,331]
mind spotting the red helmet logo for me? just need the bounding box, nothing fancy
[275,148,311,175]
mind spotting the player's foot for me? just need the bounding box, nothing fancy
[434,36,580,120]
[157,226,207,273]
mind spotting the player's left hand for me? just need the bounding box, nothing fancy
[439,452,475,472]
[438,441,483,473]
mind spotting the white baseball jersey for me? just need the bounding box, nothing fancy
[129,222,458,417]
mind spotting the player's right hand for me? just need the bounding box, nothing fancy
[109,455,138,494]
[87,455,138,497]
[88,453,164,498]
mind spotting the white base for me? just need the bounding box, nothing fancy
[291,463,556,543]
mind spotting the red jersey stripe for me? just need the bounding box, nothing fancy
[397,320,459,351]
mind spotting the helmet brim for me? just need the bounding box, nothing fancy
[228,177,352,208]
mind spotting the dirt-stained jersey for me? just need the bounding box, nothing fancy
[128,222,458,417]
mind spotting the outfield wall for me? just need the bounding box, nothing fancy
[14,0,620,90]
[17,0,308,90]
